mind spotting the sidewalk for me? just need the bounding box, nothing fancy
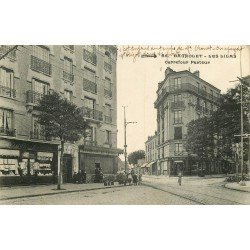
[225,181,250,193]
[0,182,124,201]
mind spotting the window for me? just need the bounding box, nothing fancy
[104,77,112,98]
[104,51,112,72]
[174,77,181,90]
[0,68,15,98]
[32,116,45,139]
[105,104,111,116]
[64,90,72,102]
[85,126,96,142]
[83,97,95,110]
[0,108,14,135]
[83,46,97,65]
[31,46,51,75]
[84,67,96,83]
[105,51,111,64]
[174,110,182,123]
[174,94,182,103]
[175,143,183,152]
[105,104,112,123]
[210,90,213,97]
[174,126,182,140]
[105,130,111,145]
[64,57,73,74]
[32,79,49,95]
[32,46,50,63]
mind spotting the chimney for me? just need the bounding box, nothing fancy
[193,70,200,78]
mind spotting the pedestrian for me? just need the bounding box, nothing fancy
[178,171,182,186]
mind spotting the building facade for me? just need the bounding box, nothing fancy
[0,45,122,185]
[154,67,221,176]
[145,131,158,174]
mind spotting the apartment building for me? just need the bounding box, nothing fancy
[0,45,122,185]
[154,67,221,176]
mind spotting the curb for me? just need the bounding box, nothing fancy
[0,184,126,201]
[224,184,250,193]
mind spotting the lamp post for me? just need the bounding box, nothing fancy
[123,106,137,173]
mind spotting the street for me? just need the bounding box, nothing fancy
[1,176,250,205]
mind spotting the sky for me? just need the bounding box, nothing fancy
[116,45,250,160]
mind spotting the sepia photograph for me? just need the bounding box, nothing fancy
[0,45,249,205]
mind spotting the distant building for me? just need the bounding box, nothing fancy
[154,67,221,176]
[145,131,158,174]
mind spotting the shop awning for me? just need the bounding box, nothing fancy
[140,163,148,168]
[146,161,157,168]
[0,149,19,157]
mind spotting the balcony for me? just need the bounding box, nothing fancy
[26,90,44,105]
[30,131,52,141]
[84,140,97,147]
[0,85,16,98]
[104,89,112,98]
[83,49,97,65]
[0,127,16,137]
[0,45,16,60]
[104,115,112,123]
[64,45,74,51]
[174,118,183,124]
[80,106,103,122]
[104,62,112,72]
[171,101,185,110]
[63,71,74,83]
[155,83,221,107]
[30,55,52,76]
[83,78,97,94]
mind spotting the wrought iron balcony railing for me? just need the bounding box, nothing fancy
[63,71,74,83]
[104,62,112,72]
[30,131,52,141]
[104,115,112,123]
[104,89,112,98]
[174,118,183,124]
[0,85,16,98]
[30,55,52,76]
[83,49,97,65]
[84,140,97,147]
[171,101,185,110]
[0,127,16,137]
[26,90,44,105]
[0,45,16,60]
[155,83,221,107]
[83,78,97,94]
[80,106,103,121]
[64,45,74,51]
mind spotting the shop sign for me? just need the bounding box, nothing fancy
[0,149,20,157]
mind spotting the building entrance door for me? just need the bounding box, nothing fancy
[62,154,73,183]
[173,161,184,175]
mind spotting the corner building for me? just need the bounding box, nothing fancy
[0,45,122,185]
[154,67,221,176]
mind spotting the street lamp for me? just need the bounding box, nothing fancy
[123,106,137,173]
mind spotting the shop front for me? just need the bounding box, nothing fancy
[0,138,58,186]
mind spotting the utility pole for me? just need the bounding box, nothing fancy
[122,106,137,173]
[0,45,18,61]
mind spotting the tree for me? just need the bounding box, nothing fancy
[186,79,250,173]
[128,150,145,166]
[37,92,90,189]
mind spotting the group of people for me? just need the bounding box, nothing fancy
[127,170,142,185]
[94,166,104,183]
[73,170,87,184]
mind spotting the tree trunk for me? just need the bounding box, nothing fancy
[57,140,64,190]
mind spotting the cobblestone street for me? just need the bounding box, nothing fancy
[1,175,249,205]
